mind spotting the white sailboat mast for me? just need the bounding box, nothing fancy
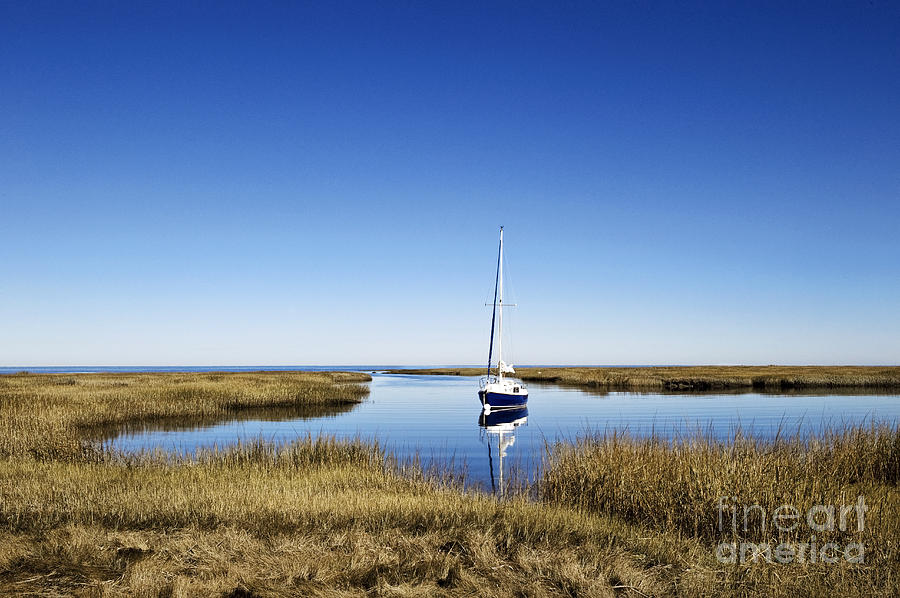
[497,227,503,382]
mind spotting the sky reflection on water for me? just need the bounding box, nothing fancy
[110,373,900,489]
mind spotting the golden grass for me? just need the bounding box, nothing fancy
[541,425,900,541]
[0,371,370,460]
[539,424,900,596]
[0,436,702,597]
[0,371,898,596]
[389,365,900,391]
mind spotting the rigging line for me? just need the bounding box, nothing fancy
[502,244,519,316]
[486,228,502,377]
[500,237,518,365]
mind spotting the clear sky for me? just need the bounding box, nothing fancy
[1,2,898,366]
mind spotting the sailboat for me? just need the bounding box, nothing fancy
[478,226,528,413]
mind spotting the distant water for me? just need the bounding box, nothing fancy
[106,372,900,491]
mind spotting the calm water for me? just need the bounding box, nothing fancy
[107,372,900,490]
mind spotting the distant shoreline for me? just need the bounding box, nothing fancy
[385,365,900,391]
[5,365,900,392]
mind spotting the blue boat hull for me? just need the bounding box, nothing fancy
[478,390,528,408]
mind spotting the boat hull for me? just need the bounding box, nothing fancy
[478,390,528,409]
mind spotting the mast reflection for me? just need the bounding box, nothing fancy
[479,407,528,495]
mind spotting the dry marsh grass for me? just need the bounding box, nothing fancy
[390,365,900,391]
[0,432,711,597]
[0,371,898,596]
[541,425,900,540]
[540,424,900,596]
[0,371,370,460]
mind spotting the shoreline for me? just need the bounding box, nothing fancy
[385,365,900,391]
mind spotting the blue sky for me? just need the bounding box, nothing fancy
[1,2,898,366]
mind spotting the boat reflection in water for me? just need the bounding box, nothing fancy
[479,407,528,495]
